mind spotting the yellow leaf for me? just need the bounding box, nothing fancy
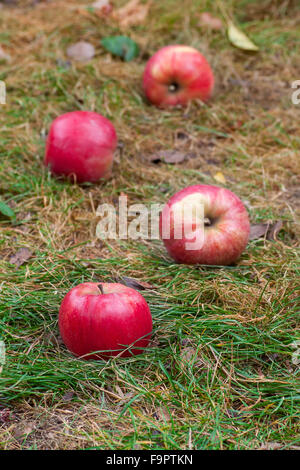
[213,172,226,184]
[227,22,259,51]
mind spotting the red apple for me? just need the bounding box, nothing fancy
[44,111,117,183]
[142,45,214,107]
[58,282,152,359]
[160,185,250,265]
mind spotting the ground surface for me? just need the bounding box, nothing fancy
[0,0,299,450]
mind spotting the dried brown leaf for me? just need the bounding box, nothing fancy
[113,276,155,290]
[13,422,35,440]
[198,12,223,30]
[62,391,74,402]
[249,224,269,240]
[67,41,95,62]
[0,408,11,424]
[259,442,283,450]
[113,0,151,28]
[266,220,283,241]
[148,150,196,164]
[9,247,32,267]
[180,346,197,363]
[91,0,113,15]
[153,407,171,422]
[249,222,283,241]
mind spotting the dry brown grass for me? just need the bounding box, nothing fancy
[0,0,299,450]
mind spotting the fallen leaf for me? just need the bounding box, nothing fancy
[162,151,189,164]
[13,422,35,440]
[180,346,197,363]
[62,391,74,402]
[101,35,139,61]
[9,248,32,267]
[0,199,15,219]
[198,12,223,30]
[148,150,196,164]
[0,409,11,424]
[227,22,259,52]
[153,407,171,422]
[67,41,95,62]
[213,171,226,184]
[259,442,283,450]
[113,0,151,28]
[113,276,155,290]
[249,224,269,240]
[266,221,283,241]
[91,0,113,15]
[0,46,11,62]
[249,222,283,241]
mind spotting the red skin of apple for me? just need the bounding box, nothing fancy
[44,111,117,183]
[160,185,250,265]
[142,45,214,107]
[58,282,152,360]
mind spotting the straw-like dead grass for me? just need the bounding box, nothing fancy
[0,0,299,450]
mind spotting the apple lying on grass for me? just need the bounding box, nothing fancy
[44,111,117,183]
[142,45,214,107]
[58,282,152,359]
[160,185,250,265]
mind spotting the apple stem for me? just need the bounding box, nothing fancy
[98,284,104,295]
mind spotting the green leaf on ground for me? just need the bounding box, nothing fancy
[101,35,139,61]
[0,200,15,219]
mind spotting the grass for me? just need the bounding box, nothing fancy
[0,0,299,450]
